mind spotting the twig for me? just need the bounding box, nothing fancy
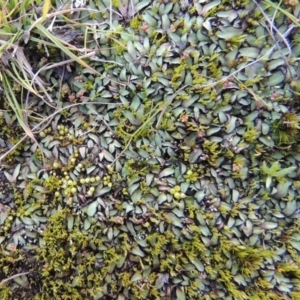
[193,23,296,91]
[109,0,112,29]
[38,52,123,72]
[0,272,30,285]
[89,108,117,135]
[156,85,188,129]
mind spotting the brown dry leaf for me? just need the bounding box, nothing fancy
[14,46,49,86]
[53,28,82,43]
[118,0,136,20]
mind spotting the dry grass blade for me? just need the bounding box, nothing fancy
[25,6,100,40]
[35,24,106,79]
[0,40,55,106]
[263,0,300,26]
[233,76,271,109]
[109,85,189,167]
[254,0,292,57]
[34,24,127,86]
[2,72,46,165]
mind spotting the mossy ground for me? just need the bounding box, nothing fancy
[1,0,300,299]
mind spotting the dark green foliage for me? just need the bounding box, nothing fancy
[1,0,300,299]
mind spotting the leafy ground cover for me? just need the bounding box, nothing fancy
[1,0,300,299]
